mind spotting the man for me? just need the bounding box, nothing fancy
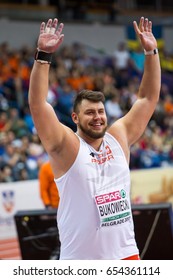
[39,161,59,209]
[28,17,161,259]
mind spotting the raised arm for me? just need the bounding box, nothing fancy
[28,19,79,177]
[108,17,161,159]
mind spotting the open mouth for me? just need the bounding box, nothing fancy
[90,123,103,129]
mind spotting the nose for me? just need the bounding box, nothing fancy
[93,112,101,120]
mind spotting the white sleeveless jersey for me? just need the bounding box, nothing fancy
[55,132,139,259]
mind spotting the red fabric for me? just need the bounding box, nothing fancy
[122,254,140,260]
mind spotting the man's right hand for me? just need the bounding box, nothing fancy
[37,18,64,53]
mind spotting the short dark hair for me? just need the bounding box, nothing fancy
[73,90,105,113]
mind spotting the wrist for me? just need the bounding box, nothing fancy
[144,48,158,56]
[35,49,52,64]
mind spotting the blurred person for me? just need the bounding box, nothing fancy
[7,108,29,138]
[0,111,11,132]
[163,94,173,115]
[105,91,123,124]
[66,67,89,92]
[2,142,20,169]
[26,133,48,179]
[39,161,60,209]
[112,41,131,73]
[55,81,76,131]
[1,140,29,181]
[23,106,35,133]
[28,17,161,260]
[108,0,120,23]
[18,167,29,181]
[130,45,145,77]
[0,164,13,182]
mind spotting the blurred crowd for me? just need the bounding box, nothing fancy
[0,40,173,182]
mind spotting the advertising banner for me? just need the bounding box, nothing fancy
[0,180,44,240]
[131,167,173,205]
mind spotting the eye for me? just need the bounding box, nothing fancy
[85,111,94,115]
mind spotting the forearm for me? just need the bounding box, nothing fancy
[28,61,50,109]
[138,53,161,102]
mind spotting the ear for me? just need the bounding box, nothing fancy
[71,112,78,124]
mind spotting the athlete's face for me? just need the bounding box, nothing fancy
[72,100,108,139]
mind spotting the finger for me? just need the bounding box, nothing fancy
[52,18,58,28]
[56,34,64,48]
[50,18,58,34]
[144,18,149,32]
[45,18,52,33]
[40,22,45,34]
[148,20,152,32]
[139,17,144,32]
[55,23,64,36]
[58,34,64,44]
[133,21,140,36]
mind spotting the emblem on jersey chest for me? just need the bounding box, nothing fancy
[90,145,114,165]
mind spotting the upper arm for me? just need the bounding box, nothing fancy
[123,97,157,145]
[30,101,79,177]
[30,101,68,154]
[108,97,157,152]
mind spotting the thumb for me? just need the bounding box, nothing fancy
[56,34,64,47]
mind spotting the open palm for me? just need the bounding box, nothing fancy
[37,18,64,53]
[133,17,157,51]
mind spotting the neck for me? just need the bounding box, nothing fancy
[77,130,103,151]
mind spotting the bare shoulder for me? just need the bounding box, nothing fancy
[50,125,80,178]
[107,120,130,162]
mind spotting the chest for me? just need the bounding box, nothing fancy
[75,142,130,195]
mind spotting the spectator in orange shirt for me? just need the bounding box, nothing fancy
[39,161,59,209]
[163,94,173,115]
